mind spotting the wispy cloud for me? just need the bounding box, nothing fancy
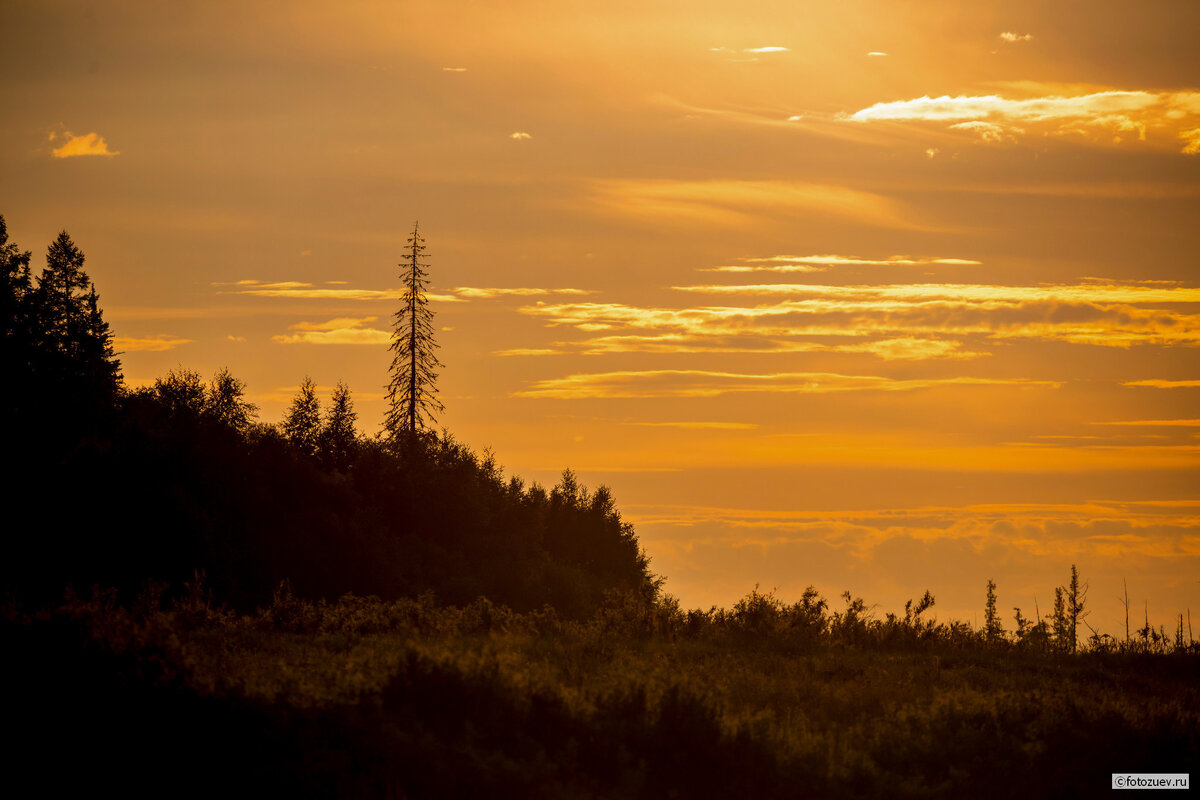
[866,51,888,57]
[949,120,1017,143]
[522,279,1200,353]
[113,335,192,352]
[556,333,984,360]
[590,179,920,230]
[626,421,759,430]
[1122,379,1200,389]
[218,280,408,301]
[219,280,586,303]
[999,32,1033,43]
[1182,128,1200,155]
[453,287,591,299]
[672,281,1200,305]
[442,66,467,72]
[509,131,532,140]
[272,316,390,345]
[845,88,1200,152]
[514,369,1054,399]
[50,131,119,158]
[710,46,789,58]
[701,254,980,273]
[848,90,1161,123]
[494,347,562,357]
[1093,419,1200,427]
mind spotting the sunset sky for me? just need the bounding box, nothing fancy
[3,0,1198,632]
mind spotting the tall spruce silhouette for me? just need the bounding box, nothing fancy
[385,222,443,441]
[320,380,358,470]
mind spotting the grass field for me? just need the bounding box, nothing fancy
[6,585,1196,798]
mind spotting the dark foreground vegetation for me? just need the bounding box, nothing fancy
[4,218,1197,796]
[5,586,1198,799]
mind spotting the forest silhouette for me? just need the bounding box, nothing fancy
[1,215,654,615]
[2,216,1196,798]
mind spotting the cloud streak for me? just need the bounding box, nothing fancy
[452,287,591,298]
[514,369,1055,399]
[701,254,981,273]
[521,279,1200,354]
[626,421,759,430]
[272,316,390,345]
[1122,380,1200,389]
[590,179,921,230]
[113,335,193,352]
[221,280,588,303]
[845,88,1200,152]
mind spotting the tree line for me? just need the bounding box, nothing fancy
[1,215,657,615]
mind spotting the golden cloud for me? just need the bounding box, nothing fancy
[625,421,759,430]
[672,281,1200,304]
[453,287,591,298]
[51,131,119,158]
[701,254,981,273]
[561,333,985,360]
[514,369,1055,399]
[522,278,1200,353]
[848,91,1161,123]
[1093,419,1200,427]
[272,316,390,345]
[113,335,192,352]
[494,347,563,356]
[222,280,583,303]
[1122,379,1200,389]
[845,88,1200,152]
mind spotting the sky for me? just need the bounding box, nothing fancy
[2,0,1198,635]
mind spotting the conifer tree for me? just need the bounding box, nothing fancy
[319,380,358,470]
[80,284,121,393]
[34,231,122,398]
[1052,586,1069,652]
[984,578,1004,643]
[36,231,92,359]
[385,221,443,441]
[283,376,322,456]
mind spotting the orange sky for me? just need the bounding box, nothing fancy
[2,0,1197,633]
